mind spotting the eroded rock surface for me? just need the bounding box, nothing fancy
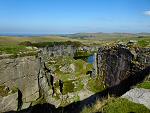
[122,88,150,109]
[97,46,134,87]
[97,45,150,87]
[0,44,149,112]
[0,56,40,112]
[0,92,18,112]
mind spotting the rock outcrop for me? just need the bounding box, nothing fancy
[122,88,150,109]
[0,92,18,112]
[0,56,40,112]
[39,45,77,57]
[0,44,149,112]
[97,46,134,87]
[136,48,150,68]
[97,45,150,87]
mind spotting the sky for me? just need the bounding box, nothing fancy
[0,0,150,34]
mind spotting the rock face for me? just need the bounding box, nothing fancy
[97,45,150,87]
[0,44,149,112]
[136,48,150,68]
[0,92,18,112]
[122,88,150,109]
[97,46,134,87]
[39,45,77,57]
[0,56,40,112]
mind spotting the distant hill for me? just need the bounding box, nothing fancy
[60,32,150,39]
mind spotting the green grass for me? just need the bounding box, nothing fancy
[0,45,38,58]
[32,41,83,47]
[87,77,105,93]
[63,80,75,95]
[0,45,27,54]
[74,80,84,92]
[0,36,71,45]
[74,50,92,57]
[48,56,93,81]
[137,81,150,89]
[103,98,150,113]
[137,40,150,47]
[81,98,150,113]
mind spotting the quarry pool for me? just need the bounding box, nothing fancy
[87,55,95,64]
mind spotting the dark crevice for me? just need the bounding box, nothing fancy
[59,80,63,95]
[17,89,23,111]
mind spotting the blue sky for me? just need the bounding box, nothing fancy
[0,0,150,34]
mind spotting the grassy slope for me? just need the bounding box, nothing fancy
[0,36,73,55]
[0,36,71,45]
[103,98,150,113]
[81,98,150,113]
[0,34,149,47]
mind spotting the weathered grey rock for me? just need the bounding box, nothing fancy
[122,88,150,109]
[22,102,31,110]
[136,48,150,68]
[39,45,77,57]
[60,64,75,73]
[97,46,134,87]
[0,92,18,112]
[0,56,40,103]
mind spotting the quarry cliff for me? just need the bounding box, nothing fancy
[0,44,150,113]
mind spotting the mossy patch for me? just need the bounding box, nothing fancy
[63,80,75,95]
[31,97,47,106]
[87,77,105,93]
[11,87,18,94]
[48,56,93,81]
[0,85,9,97]
[75,50,91,57]
[137,81,150,89]
[74,80,84,92]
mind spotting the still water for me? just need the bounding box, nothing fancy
[87,55,95,64]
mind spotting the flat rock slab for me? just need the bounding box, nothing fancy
[121,88,150,109]
[0,92,18,112]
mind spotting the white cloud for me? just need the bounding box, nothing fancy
[144,11,150,16]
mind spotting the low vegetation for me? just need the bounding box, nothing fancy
[63,80,75,95]
[87,76,105,93]
[0,45,28,55]
[81,98,150,113]
[31,41,83,48]
[0,85,9,97]
[137,81,150,89]
[137,40,150,47]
